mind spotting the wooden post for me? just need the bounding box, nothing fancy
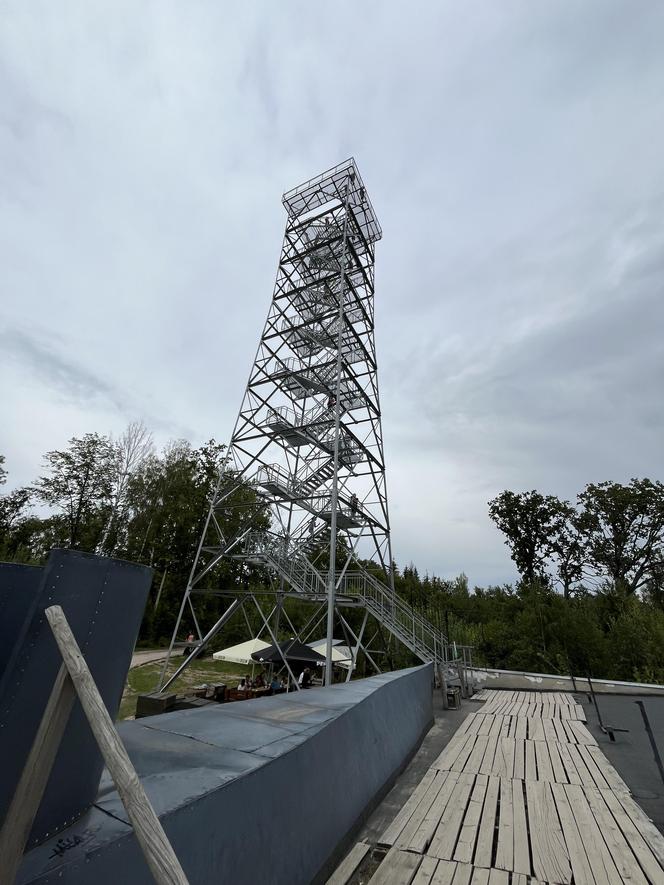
[0,665,76,885]
[457,657,468,699]
[45,605,189,885]
[435,662,449,710]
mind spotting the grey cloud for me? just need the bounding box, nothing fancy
[2,1,663,585]
[0,327,192,439]
[1,327,123,405]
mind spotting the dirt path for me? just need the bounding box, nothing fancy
[130,649,168,668]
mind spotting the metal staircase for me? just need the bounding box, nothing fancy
[241,532,448,665]
[294,459,336,497]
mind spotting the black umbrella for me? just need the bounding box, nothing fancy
[251,638,326,665]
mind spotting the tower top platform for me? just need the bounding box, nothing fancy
[282,157,382,245]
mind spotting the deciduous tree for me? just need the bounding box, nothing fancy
[32,433,116,548]
[576,479,664,595]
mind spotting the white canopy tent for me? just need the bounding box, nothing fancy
[307,640,355,671]
[212,638,270,666]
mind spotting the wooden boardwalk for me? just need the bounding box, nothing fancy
[358,690,664,885]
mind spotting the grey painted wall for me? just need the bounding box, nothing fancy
[19,664,433,885]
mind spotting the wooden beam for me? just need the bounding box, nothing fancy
[0,664,76,885]
[45,605,189,885]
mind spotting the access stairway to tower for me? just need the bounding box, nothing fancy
[239,532,449,665]
[265,402,362,467]
[253,462,366,530]
[274,357,366,412]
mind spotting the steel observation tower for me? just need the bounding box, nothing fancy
[159,159,448,691]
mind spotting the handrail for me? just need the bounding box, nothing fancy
[254,463,291,489]
[244,532,448,665]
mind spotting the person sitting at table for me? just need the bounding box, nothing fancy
[238,677,248,691]
[270,675,281,694]
[254,672,266,688]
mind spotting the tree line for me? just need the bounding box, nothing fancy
[2,429,664,683]
[488,483,664,599]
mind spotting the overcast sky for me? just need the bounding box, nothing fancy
[2,2,663,587]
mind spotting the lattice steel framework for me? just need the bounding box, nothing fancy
[160,160,450,690]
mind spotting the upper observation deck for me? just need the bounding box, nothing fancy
[282,157,382,245]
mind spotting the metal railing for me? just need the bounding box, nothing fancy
[243,532,449,665]
[340,570,448,664]
[254,463,292,492]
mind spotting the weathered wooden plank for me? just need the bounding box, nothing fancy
[551,717,568,743]
[608,789,664,875]
[456,714,480,737]
[495,777,514,872]
[583,787,649,885]
[584,746,630,794]
[429,773,476,860]
[469,869,489,884]
[453,735,480,773]
[524,739,537,781]
[555,740,582,785]
[368,847,422,885]
[566,743,596,789]
[378,769,441,847]
[494,738,515,779]
[576,745,610,791]
[514,716,528,742]
[474,776,499,868]
[454,775,489,864]
[534,741,553,783]
[449,862,472,885]
[487,869,508,885]
[407,771,460,853]
[433,730,474,772]
[428,858,457,885]
[563,784,622,885]
[528,718,545,742]
[479,735,498,777]
[410,855,440,885]
[525,779,572,884]
[326,841,371,885]
[547,741,568,784]
[513,738,525,781]
[558,718,574,744]
[434,728,475,769]
[473,715,490,737]
[549,781,595,885]
[488,716,504,740]
[465,735,490,774]
[511,779,530,876]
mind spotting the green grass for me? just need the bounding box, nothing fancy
[118,657,249,720]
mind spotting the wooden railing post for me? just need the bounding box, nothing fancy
[44,605,189,885]
[0,604,191,885]
[0,664,76,885]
